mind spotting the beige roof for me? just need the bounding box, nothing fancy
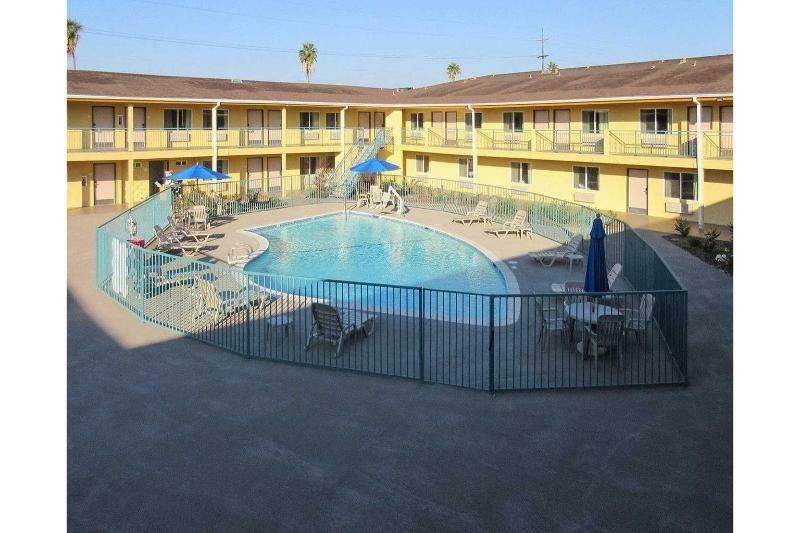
[67,54,732,106]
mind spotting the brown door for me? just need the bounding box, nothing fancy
[720,106,733,156]
[627,168,648,214]
[374,112,385,129]
[553,109,570,149]
[267,110,282,145]
[358,112,371,142]
[148,160,168,195]
[267,156,282,192]
[94,163,116,205]
[133,107,146,147]
[247,157,264,194]
[534,109,549,130]
[247,109,264,145]
[92,106,115,148]
[445,111,457,143]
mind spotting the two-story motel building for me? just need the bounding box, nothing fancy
[67,54,732,226]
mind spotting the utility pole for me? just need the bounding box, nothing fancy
[537,28,549,73]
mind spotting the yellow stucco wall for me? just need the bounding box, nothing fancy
[67,97,733,224]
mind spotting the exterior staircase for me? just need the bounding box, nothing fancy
[326,128,390,199]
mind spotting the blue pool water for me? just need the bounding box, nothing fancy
[244,212,508,295]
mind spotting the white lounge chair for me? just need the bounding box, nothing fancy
[551,263,623,293]
[485,210,529,238]
[154,226,207,257]
[305,302,375,355]
[578,314,625,367]
[367,186,383,211]
[168,215,215,242]
[529,234,583,267]
[621,294,654,343]
[607,263,622,290]
[452,200,489,226]
[191,276,275,323]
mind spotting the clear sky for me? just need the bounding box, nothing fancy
[67,0,732,87]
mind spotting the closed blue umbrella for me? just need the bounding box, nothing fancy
[350,158,400,173]
[584,214,609,293]
[168,163,230,181]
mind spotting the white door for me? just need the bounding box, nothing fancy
[94,163,116,205]
[358,112,371,142]
[267,157,282,193]
[133,107,146,147]
[247,157,264,193]
[248,110,263,145]
[92,106,115,148]
[627,168,648,214]
[554,109,570,149]
[445,111,457,144]
[720,106,733,156]
[268,110,282,145]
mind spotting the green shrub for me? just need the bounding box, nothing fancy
[674,218,691,238]
[704,229,721,251]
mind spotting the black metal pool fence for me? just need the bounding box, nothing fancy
[96,174,687,391]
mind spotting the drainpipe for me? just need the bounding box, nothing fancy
[467,104,478,181]
[340,105,348,169]
[211,100,221,171]
[692,96,705,229]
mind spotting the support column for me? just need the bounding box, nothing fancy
[126,159,135,205]
[211,101,220,171]
[468,105,478,181]
[126,106,135,203]
[694,98,705,229]
[340,106,347,170]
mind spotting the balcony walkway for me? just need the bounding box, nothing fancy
[68,205,731,530]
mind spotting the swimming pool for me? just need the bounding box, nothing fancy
[244,212,509,295]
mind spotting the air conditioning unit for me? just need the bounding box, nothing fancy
[665,201,694,215]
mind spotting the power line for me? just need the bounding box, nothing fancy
[82,28,539,62]
[128,0,513,40]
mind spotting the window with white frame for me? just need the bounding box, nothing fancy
[640,109,672,133]
[299,111,320,129]
[202,109,229,129]
[164,109,191,129]
[325,112,339,129]
[573,166,599,191]
[458,158,474,179]
[415,155,430,174]
[581,110,608,133]
[175,160,187,167]
[300,156,319,175]
[664,172,696,200]
[202,159,229,174]
[503,112,524,132]
[410,112,424,130]
[510,162,529,184]
[464,112,482,130]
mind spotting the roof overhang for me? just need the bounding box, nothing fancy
[66,93,733,108]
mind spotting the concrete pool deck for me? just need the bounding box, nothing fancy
[68,205,731,531]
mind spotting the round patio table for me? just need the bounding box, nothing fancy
[565,302,621,324]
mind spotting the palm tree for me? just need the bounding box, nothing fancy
[547,61,559,74]
[298,42,318,83]
[446,62,461,81]
[67,18,83,71]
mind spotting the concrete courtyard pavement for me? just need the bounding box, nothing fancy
[68,206,732,532]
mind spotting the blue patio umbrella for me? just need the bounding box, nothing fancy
[584,214,609,293]
[349,158,400,173]
[167,163,230,181]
